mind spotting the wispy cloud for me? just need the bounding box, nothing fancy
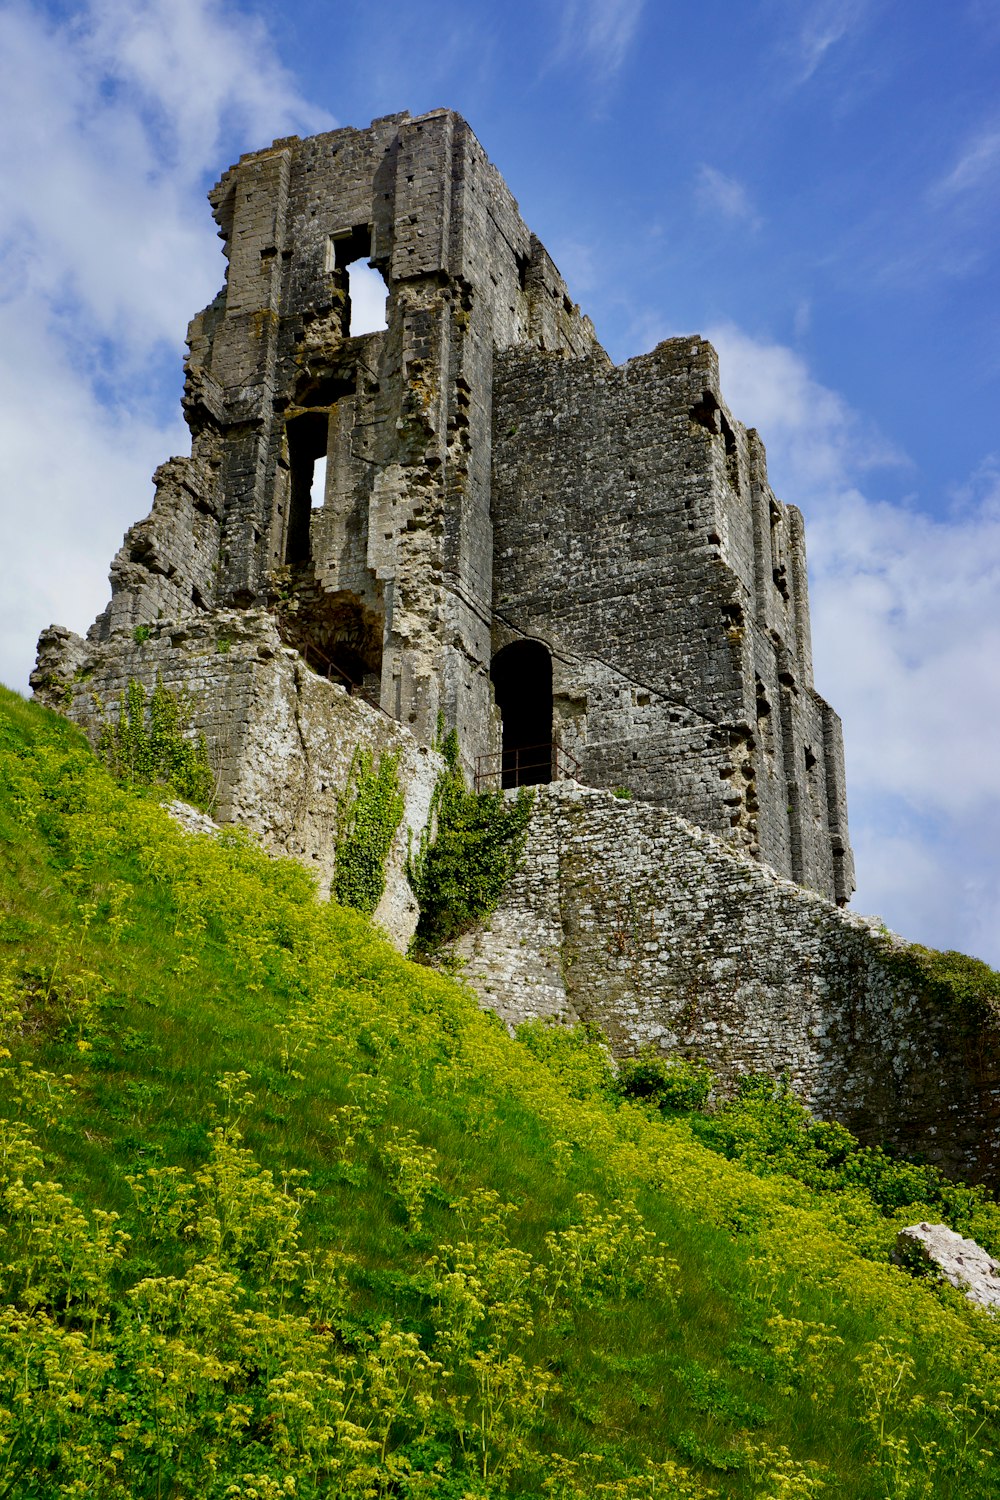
[929,123,1000,202]
[710,323,1000,965]
[554,0,645,80]
[695,166,763,231]
[708,323,903,485]
[783,0,869,84]
[549,238,600,294]
[858,116,1000,286]
[0,0,329,693]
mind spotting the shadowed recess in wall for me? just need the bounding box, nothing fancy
[491,640,553,788]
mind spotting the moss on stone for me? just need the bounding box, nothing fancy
[878,940,1000,1016]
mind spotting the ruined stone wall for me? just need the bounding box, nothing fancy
[491,337,853,903]
[35,106,852,916]
[86,109,601,780]
[454,783,1000,1182]
[35,614,441,951]
[31,596,998,1179]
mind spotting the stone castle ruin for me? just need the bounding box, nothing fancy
[33,110,1000,1180]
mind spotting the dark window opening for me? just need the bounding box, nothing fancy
[491,640,553,788]
[285,412,328,565]
[755,675,772,743]
[689,390,721,434]
[303,640,371,693]
[769,501,790,600]
[296,371,356,408]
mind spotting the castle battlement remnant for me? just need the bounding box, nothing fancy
[33,107,852,905]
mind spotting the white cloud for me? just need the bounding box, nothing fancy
[929,123,1000,202]
[711,323,1000,966]
[783,0,869,83]
[695,166,763,231]
[0,301,182,686]
[0,0,329,693]
[554,0,645,80]
[708,323,903,485]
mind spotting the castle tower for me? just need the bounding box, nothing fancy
[33,108,853,906]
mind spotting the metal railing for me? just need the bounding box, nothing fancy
[299,642,394,721]
[474,742,582,791]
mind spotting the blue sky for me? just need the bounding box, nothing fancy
[1,0,998,963]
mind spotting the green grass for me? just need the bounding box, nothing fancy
[1,683,999,1497]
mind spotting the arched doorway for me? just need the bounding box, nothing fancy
[491,640,553,787]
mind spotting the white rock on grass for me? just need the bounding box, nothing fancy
[163,800,221,838]
[896,1222,1000,1311]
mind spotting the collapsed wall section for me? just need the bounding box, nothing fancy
[33,614,441,951]
[454,783,1000,1182]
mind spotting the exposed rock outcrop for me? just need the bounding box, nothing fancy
[896,1223,1000,1310]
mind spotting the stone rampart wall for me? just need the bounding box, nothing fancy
[455,783,1000,1181]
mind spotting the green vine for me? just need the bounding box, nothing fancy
[407,729,534,957]
[333,747,404,916]
[97,675,214,810]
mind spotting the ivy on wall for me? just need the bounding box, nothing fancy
[98,676,214,809]
[333,747,404,917]
[877,941,1000,1017]
[407,730,533,957]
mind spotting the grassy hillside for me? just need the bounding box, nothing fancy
[1,684,999,1498]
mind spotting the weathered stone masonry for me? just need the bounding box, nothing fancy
[34,106,850,905]
[455,784,1000,1181]
[30,109,1000,1179]
[491,340,851,900]
[35,611,441,952]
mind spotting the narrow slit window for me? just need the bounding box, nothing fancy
[284,412,328,564]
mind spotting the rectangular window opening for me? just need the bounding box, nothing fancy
[285,412,328,565]
[310,454,328,510]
